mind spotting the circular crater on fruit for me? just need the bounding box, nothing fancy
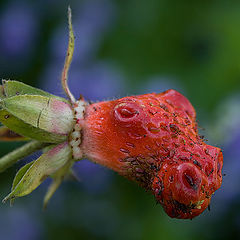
[114,102,140,123]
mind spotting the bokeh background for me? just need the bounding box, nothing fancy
[0,0,240,239]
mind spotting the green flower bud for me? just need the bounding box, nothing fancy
[0,95,74,143]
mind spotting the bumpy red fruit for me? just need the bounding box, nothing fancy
[79,89,223,219]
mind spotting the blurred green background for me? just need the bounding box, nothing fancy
[0,0,240,239]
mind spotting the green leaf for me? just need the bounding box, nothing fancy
[0,109,66,143]
[43,160,73,209]
[2,80,68,103]
[3,142,71,202]
[11,162,34,191]
[1,95,74,135]
[0,85,5,99]
[10,161,34,206]
[0,126,29,141]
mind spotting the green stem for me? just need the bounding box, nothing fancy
[0,141,49,172]
[61,7,76,103]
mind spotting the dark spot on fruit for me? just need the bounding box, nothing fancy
[163,113,169,119]
[149,110,158,115]
[126,142,135,148]
[159,103,169,112]
[217,162,221,173]
[120,148,130,154]
[135,167,144,173]
[160,124,168,131]
[171,133,178,138]
[185,119,191,125]
[208,205,211,211]
[169,175,174,183]
[205,148,210,155]
[172,200,191,214]
[155,179,164,196]
[184,173,199,191]
[145,145,152,151]
[4,114,9,119]
[205,162,214,177]
[123,157,136,162]
[179,155,189,161]
[193,160,202,168]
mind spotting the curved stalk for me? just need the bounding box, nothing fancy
[0,141,49,172]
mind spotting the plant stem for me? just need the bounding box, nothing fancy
[0,141,49,172]
[61,6,76,104]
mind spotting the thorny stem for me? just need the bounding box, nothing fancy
[61,6,76,104]
[0,141,49,173]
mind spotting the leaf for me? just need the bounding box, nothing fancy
[2,80,68,103]
[11,162,34,191]
[1,95,74,135]
[3,142,71,203]
[10,161,34,206]
[0,85,5,99]
[0,109,66,143]
[43,160,74,209]
[0,126,29,141]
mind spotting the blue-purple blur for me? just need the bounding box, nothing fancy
[0,0,240,239]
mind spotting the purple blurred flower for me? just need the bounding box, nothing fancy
[50,0,115,63]
[0,206,42,240]
[41,0,123,101]
[208,94,240,215]
[41,61,125,101]
[73,160,113,194]
[219,132,240,200]
[0,3,37,58]
[69,62,125,101]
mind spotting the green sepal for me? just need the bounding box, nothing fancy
[0,85,5,99]
[43,159,74,209]
[0,126,29,141]
[64,168,80,182]
[0,95,74,141]
[10,161,34,206]
[0,109,66,143]
[3,142,71,203]
[2,80,68,103]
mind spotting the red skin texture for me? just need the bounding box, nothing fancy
[80,89,223,219]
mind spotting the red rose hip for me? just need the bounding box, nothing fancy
[76,89,223,219]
